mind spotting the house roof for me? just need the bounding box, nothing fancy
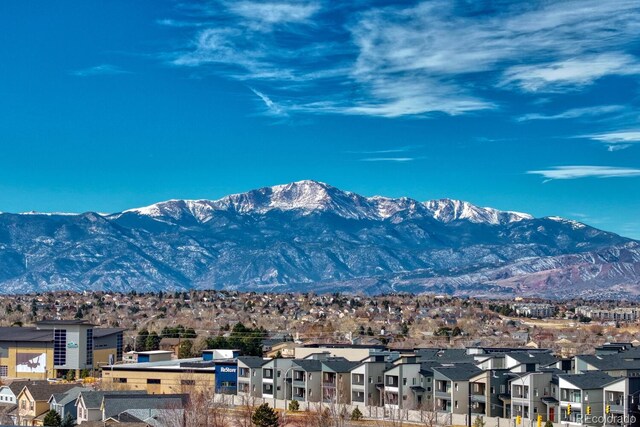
[559,372,616,390]
[578,354,640,371]
[102,394,189,419]
[417,349,475,363]
[322,359,359,373]
[77,391,147,409]
[293,359,323,372]
[507,352,557,366]
[21,383,78,401]
[49,386,90,406]
[433,364,483,381]
[238,356,268,368]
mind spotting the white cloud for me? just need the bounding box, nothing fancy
[584,130,640,151]
[528,166,640,181]
[517,105,625,122]
[165,0,640,117]
[249,87,288,117]
[226,1,320,30]
[502,54,640,92]
[71,64,130,77]
[359,157,417,162]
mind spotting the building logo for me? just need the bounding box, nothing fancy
[67,342,79,349]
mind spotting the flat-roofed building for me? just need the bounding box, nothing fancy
[0,320,124,380]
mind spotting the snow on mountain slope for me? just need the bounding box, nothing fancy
[3,180,637,297]
[123,180,533,225]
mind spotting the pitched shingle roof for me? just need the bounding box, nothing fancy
[433,364,483,381]
[77,391,147,409]
[559,372,616,390]
[103,394,189,419]
[23,383,77,401]
[238,356,268,368]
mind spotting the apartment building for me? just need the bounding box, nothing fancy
[321,358,359,404]
[237,356,267,397]
[261,358,294,401]
[469,369,510,418]
[432,364,482,415]
[602,377,640,427]
[350,356,392,407]
[558,372,615,426]
[510,370,560,423]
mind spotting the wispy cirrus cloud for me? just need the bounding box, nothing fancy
[584,130,640,151]
[502,53,640,92]
[161,0,640,118]
[359,157,418,162]
[71,64,130,77]
[249,87,288,117]
[517,105,625,122]
[225,1,320,31]
[528,166,640,181]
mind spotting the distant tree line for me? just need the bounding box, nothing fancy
[205,323,266,356]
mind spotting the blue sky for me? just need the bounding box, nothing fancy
[0,0,639,238]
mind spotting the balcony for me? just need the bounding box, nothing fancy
[609,404,624,413]
[471,394,487,403]
[352,375,365,386]
[435,390,452,399]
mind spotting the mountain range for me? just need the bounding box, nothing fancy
[0,180,638,298]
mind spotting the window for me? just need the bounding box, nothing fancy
[455,383,459,391]
[116,332,123,361]
[0,365,7,377]
[491,387,495,394]
[54,329,67,366]
[455,401,459,409]
[403,378,407,385]
[147,379,161,384]
[86,328,94,366]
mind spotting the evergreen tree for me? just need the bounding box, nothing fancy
[60,413,75,427]
[351,407,363,421]
[178,340,193,359]
[145,331,161,351]
[43,410,62,426]
[135,329,149,352]
[252,403,279,427]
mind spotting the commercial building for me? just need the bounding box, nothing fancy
[0,320,124,380]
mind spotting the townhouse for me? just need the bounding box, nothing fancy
[350,355,392,407]
[510,370,560,423]
[432,364,482,415]
[558,372,615,426]
[237,356,267,397]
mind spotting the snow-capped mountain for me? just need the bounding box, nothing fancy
[0,180,638,298]
[120,180,531,224]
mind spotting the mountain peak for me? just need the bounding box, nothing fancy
[121,181,533,225]
[423,198,533,225]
